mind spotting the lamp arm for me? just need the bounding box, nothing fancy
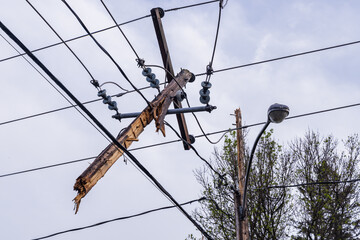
[240,119,270,220]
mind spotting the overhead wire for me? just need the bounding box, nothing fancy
[164,0,220,12]
[0,84,159,127]
[32,197,206,240]
[195,40,360,76]
[61,0,151,106]
[205,0,223,83]
[1,101,360,178]
[26,0,97,82]
[0,0,220,64]
[0,21,213,240]
[100,0,142,61]
[0,31,112,144]
[164,120,224,179]
[256,178,360,190]
[0,15,150,63]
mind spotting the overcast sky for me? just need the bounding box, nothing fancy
[1,0,360,239]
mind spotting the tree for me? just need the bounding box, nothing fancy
[187,130,293,240]
[188,130,360,240]
[247,130,295,239]
[291,131,360,240]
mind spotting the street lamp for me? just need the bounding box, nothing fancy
[240,103,289,220]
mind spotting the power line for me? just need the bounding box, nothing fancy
[1,102,359,178]
[0,30,111,145]
[196,40,360,76]
[100,0,142,61]
[259,178,360,190]
[0,156,96,178]
[26,0,96,82]
[0,0,220,64]
[164,121,224,179]
[0,15,150,63]
[164,0,219,13]
[61,0,151,106]
[205,0,223,83]
[0,21,213,240]
[32,197,206,240]
[0,85,156,127]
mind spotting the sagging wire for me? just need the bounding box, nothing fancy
[164,120,229,186]
[32,197,206,240]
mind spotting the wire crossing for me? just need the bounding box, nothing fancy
[1,102,359,179]
[0,20,213,240]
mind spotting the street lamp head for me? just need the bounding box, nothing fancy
[268,103,289,123]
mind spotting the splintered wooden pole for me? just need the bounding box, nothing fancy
[73,69,193,213]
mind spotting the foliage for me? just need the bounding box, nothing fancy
[247,129,295,239]
[187,130,292,239]
[291,131,360,240]
[187,130,360,240]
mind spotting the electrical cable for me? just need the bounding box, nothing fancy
[100,0,142,61]
[195,40,360,76]
[0,21,213,240]
[205,0,223,83]
[62,0,151,106]
[0,32,111,144]
[2,101,360,178]
[32,197,206,240]
[0,15,151,63]
[100,81,129,91]
[164,120,226,180]
[256,178,360,190]
[164,0,219,13]
[0,0,220,64]
[0,156,96,178]
[26,0,97,83]
[0,84,160,127]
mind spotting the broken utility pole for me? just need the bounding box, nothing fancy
[151,7,191,150]
[73,69,194,212]
[234,108,249,240]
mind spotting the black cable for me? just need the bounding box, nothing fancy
[0,157,96,178]
[61,0,151,107]
[0,21,212,240]
[26,0,97,82]
[258,178,360,190]
[182,96,224,145]
[205,0,223,83]
[0,84,158,127]
[164,121,225,180]
[0,15,150,63]
[100,0,142,61]
[0,0,220,64]
[196,40,360,76]
[164,0,219,12]
[1,102,360,178]
[32,197,206,240]
[0,32,111,144]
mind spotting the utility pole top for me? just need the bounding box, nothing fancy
[151,7,192,150]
